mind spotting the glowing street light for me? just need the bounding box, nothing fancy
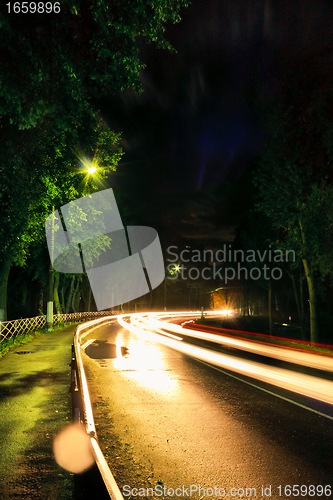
[80,157,98,176]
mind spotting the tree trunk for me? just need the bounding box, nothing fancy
[268,281,273,335]
[60,286,66,313]
[299,269,306,339]
[39,289,44,315]
[289,272,301,323]
[21,285,28,317]
[47,267,54,327]
[54,272,63,314]
[81,276,92,313]
[302,257,318,343]
[87,287,91,312]
[289,270,306,339]
[73,279,81,312]
[299,219,318,342]
[259,295,263,315]
[0,253,14,322]
[71,278,80,313]
[65,276,75,314]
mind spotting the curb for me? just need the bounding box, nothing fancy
[72,316,126,500]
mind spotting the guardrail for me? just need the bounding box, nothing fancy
[72,316,126,500]
[0,311,117,346]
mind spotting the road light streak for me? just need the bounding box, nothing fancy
[118,314,333,406]
[80,339,95,350]
[149,316,333,374]
[136,315,183,341]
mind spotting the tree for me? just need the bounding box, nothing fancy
[253,49,333,342]
[0,1,190,320]
[0,122,123,320]
[0,0,190,130]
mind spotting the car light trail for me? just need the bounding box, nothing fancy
[131,315,183,341]
[146,314,333,373]
[178,328,333,372]
[118,313,333,406]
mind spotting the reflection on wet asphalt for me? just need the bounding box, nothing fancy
[82,319,333,499]
[85,341,129,360]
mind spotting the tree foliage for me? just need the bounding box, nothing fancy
[0,0,190,130]
[253,49,333,341]
[0,0,190,320]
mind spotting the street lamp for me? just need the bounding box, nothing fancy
[80,157,99,176]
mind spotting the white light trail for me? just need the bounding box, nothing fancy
[80,339,95,350]
[117,313,333,406]
[146,315,333,373]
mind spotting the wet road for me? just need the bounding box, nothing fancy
[82,316,333,500]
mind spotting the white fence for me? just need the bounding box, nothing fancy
[0,311,116,345]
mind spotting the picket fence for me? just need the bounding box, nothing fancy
[0,311,116,345]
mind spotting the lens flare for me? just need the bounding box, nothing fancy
[53,423,95,473]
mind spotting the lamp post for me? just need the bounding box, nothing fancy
[164,264,181,311]
[47,163,97,328]
[47,206,55,330]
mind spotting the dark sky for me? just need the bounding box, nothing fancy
[101,0,333,247]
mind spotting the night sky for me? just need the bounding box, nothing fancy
[101,0,333,247]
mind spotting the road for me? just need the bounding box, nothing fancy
[82,314,333,500]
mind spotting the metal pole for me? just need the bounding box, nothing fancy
[164,275,167,311]
[47,206,55,330]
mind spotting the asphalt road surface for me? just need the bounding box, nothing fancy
[82,316,333,500]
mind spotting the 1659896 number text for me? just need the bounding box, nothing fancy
[6,2,60,14]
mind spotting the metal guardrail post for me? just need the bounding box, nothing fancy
[73,317,124,500]
[70,344,81,423]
